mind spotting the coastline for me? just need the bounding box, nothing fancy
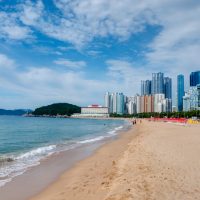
[0,118,133,200]
[29,122,138,200]
[30,120,200,200]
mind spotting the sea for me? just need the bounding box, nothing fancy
[0,116,131,187]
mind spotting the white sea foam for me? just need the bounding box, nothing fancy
[17,145,56,160]
[0,145,57,188]
[108,130,116,135]
[115,126,123,130]
[78,136,105,144]
[0,124,127,188]
[78,125,124,144]
[0,178,12,187]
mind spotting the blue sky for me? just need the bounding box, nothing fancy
[0,0,200,109]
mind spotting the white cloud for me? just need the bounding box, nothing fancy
[14,0,200,75]
[0,54,111,108]
[0,53,15,69]
[0,12,31,40]
[38,0,155,47]
[145,0,200,70]
[0,0,200,108]
[106,59,151,94]
[54,59,86,69]
[19,0,44,26]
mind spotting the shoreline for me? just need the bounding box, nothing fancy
[30,123,138,200]
[0,119,133,200]
[30,120,200,200]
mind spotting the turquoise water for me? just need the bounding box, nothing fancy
[0,116,130,187]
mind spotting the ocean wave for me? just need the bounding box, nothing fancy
[78,136,105,144]
[0,145,57,188]
[0,156,14,164]
[0,124,127,188]
[107,130,116,135]
[17,145,56,160]
[78,125,125,144]
[114,126,123,130]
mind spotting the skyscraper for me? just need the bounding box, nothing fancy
[104,92,110,108]
[164,77,172,99]
[154,94,165,113]
[112,93,117,113]
[104,92,113,113]
[151,72,164,94]
[141,81,145,96]
[116,93,125,114]
[190,71,200,86]
[177,74,184,111]
[141,80,151,95]
[106,92,125,114]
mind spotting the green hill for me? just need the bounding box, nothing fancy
[32,103,81,116]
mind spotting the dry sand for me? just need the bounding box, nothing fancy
[30,121,200,200]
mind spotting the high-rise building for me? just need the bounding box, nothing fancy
[152,72,164,94]
[116,93,125,114]
[154,94,165,113]
[141,81,145,96]
[188,87,199,111]
[126,97,136,114]
[197,84,200,108]
[106,92,125,115]
[177,74,184,111]
[135,95,140,114]
[164,77,172,99]
[183,85,200,111]
[145,95,154,113]
[112,93,117,113]
[104,92,110,111]
[141,80,151,95]
[190,71,200,86]
[162,98,172,113]
[104,92,113,113]
[183,93,190,112]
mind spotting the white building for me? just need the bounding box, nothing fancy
[112,93,117,113]
[154,94,165,113]
[104,92,110,110]
[183,92,190,111]
[126,97,136,114]
[183,85,200,111]
[104,92,113,113]
[189,87,199,110]
[72,105,109,118]
[104,92,125,114]
[163,98,172,113]
[136,94,141,114]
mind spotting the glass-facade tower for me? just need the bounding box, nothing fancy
[164,77,172,99]
[152,72,164,94]
[141,80,151,95]
[116,93,124,114]
[190,71,200,86]
[177,74,184,111]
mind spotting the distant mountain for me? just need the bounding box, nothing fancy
[0,109,31,116]
[32,103,81,116]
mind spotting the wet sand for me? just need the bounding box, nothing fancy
[0,121,131,200]
[30,121,200,200]
[0,140,110,200]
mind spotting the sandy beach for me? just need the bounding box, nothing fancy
[29,120,200,200]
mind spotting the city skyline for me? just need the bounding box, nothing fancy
[105,70,199,114]
[0,0,200,109]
